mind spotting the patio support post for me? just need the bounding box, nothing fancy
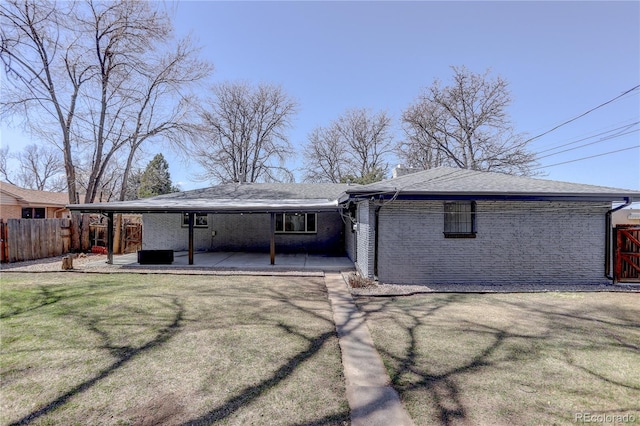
[188,212,194,265]
[106,212,114,265]
[270,212,275,265]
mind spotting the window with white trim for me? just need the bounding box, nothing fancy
[181,213,208,228]
[444,201,476,238]
[275,213,317,233]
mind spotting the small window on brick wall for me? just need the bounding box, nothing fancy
[444,201,476,238]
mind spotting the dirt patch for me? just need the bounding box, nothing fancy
[0,253,107,271]
[123,393,185,426]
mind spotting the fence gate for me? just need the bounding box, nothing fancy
[615,226,640,282]
[89,222,142,254]
[124,224,142,253]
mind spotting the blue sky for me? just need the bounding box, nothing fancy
[170,0,640,190]
[2,1,639,191]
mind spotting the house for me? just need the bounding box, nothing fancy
[342,167,637,285]
[69,167,638,284]
[136,183,351,254]
[70,183,353,265]
[612,202,640,226]
[0,181,70,220]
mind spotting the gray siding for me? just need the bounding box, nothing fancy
[142,211,345,254]
[366,200,609,285]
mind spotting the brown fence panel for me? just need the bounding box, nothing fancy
[615,225,640,282]
[4,218,71,263]
[0,219,7,263]
[124,224,142,253]
[89,222,142,254]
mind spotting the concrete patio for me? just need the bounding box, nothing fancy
[86,251,355,273]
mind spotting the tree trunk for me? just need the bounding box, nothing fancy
[81,215,91,252]
[71,213,82,252]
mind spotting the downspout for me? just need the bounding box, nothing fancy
[53,207,67,218]
[605,197,632,281]
[374,204,381,279]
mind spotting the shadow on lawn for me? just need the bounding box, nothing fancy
[356,293,640,426]
[1,278,132,320]
[180,328,337,426]
[180,285,350,425]
[1,285,84,319]
[10,297,184,426]
[7,277,349,426]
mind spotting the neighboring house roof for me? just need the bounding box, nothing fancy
[342,167,639,202]
[69,183,355,213]
[0,181,69,207]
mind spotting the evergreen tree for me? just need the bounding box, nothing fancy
[138,154,177,198]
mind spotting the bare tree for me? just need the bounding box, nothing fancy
[303,108,394,183]
[303,126,348,183]
[0,147,12,184]
[194,82,298,183]
[1,0,87,203]
[398,66,536,175]
[0,144,65,190]
[1,0,211,205]
[113,36,211,201]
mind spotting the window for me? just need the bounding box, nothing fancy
[21,208,46,219]
[444,201,476,238]
[182,213,208,228]
[275,213,317,233]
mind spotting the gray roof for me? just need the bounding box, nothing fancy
[155,182,352,201]
[343,167,639,201]
[69,183,354,213]
[68,169,638,214]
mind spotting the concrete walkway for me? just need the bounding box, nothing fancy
[324,273,414,426]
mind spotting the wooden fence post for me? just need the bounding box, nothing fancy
[0,219,7,263]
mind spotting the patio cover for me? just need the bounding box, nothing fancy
[67,182,354,265]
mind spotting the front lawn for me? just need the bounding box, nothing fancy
[355,292,640,426]
[1,273,349,425]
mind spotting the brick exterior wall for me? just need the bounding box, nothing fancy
[344,218,357,262]
[142,213,212,251]
[0,204,68,219]
[142,211,345,254]
[358,200,610,285]
[1,204,22,220]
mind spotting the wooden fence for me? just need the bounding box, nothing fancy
[89,223,141,254]
[615,225,640,282]
[0,218,72,263]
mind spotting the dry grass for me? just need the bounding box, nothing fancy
[346,272,376,289]
[0,273,349,426]
[355,292,640,426]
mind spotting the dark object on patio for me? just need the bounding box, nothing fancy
[137,250,174,265]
